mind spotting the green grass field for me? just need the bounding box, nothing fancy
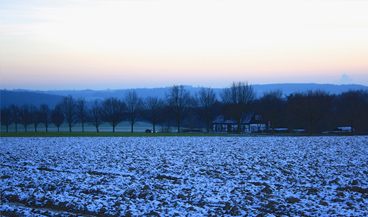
[2,130,341,138]
[1,121,154,133]
[0,121,216,137]
[1,122,354,137]
[0,131,235,138]
[0,132,194,137]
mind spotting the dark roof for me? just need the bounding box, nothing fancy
[212,115,237,124]
[212,111,255,124]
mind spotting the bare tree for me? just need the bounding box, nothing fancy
[220,81,255,132]
[336,90,368,135]
[1,106,12,132]
[40,104,51,132]
[89,100,103,132]
[287,90,334,135]
[194,87,219,132]
[259,90,285,133]
[10,104,19,132]
[30,104,42,132]
[19,104,31,132]
[76,97,87,132]
[141,96,165,132]
[101,97,126,132]
[51,104,64,132]
[159,105,174,133]
[60,95,77,132]
[125,90,142,133]
[166,85,192,133]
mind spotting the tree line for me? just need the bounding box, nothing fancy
[1,82,368,134]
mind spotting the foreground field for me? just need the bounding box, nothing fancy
[1,136,368,216]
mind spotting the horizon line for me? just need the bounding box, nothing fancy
[1,82,367,92]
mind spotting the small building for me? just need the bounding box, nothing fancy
[272,128,289,133]
[323,126,355,134]
[212,111,266,133]
[293,129,306,134]
[333,126,354,133]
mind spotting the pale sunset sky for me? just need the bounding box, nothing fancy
[1,0,367,90]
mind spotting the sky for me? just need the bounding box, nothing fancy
[1,0,368,90]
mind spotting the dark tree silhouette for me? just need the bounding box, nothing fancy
[5,85,368,135]
[101,97,126,133]
[76,97,87,132]
[287,90,334,135]
[259,90,285,133]
[40,104,51,132]
[19,104,31,132]
[125,90,142,133]
[89,100,103,132]
[194,87,219,132]
[10,104,19,132]
[220,81,255,132]
[141,96,165,132]
[51,104,64,132]
[166,85,192,133]
[1,106,12,132]
[159,104,174,133]
[30,104,42,132]
[336,90,368,134]
[60,95,77,132]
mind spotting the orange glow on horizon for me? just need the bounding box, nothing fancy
[1,0,367,90]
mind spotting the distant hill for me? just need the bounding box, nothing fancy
[1,83,367,108]
[34,88,171,102]
[251,83,368,97]
[0,90,64,108]
[36,83,368,97]
[37,83,368,99]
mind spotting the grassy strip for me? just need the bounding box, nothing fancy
[1,132,356,138]
[0,131,237,137]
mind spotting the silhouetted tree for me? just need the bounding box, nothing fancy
[259,90,285,133]
[10,104,19,132]
[336,90,368,134]
[141,96,165,132]
[125,90,142,133]
[286,90,334,135]
[166,85,192,133]
[40,104,51,132]
[194,87,220,132]
[220,81,255,132]
[19,104,31,132]
[51,104,64,132]
[159,104,174,133]
[89,100,103,132]
[101,97,126,132]
[76,97,87,132]
[30,104,42,132]
[1,106,12,132]
[183,107,203,132]
[60,95,77,132]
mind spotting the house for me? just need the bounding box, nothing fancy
[212,111,266,133]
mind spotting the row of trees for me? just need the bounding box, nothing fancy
[1,82,368,134]
[1,85,213,133]
[259,88,368,135]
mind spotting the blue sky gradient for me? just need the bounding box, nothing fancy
[1,0,367,90]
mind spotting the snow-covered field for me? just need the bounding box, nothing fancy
[1,136,368,216]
